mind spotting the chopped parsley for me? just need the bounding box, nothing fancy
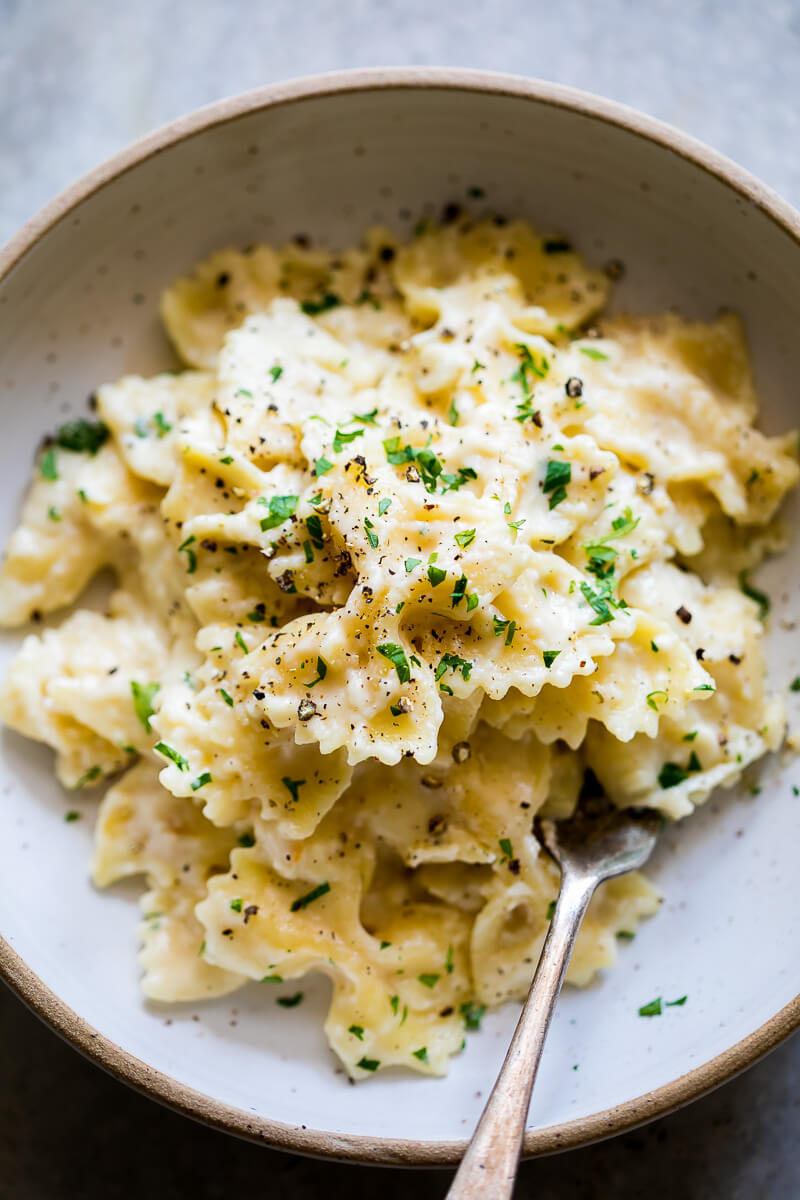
[219,687,234,707]
[353,407,378,425]
[377,643,411,683]
[646,690,667,712]
[460,1002,486,1030]
[378,497,392,516]
[154,742,189,771]
[427,564,446,587]
[269,364,283,383]
[435,653,473,684]
[790,677,800,692]
[447,397,460,426]
[290,881,330,912]
[300,292,341,316]
[579,346,609,362]
[498,837,513,862]
[238,833,256,847]
[543,459,571,509]
[658,762,688,789]
[74,765,102,788]
[364,518,379,549]
[55,418,110,455]
[666,995,687,1007]
[412,1047,428,1062]
[153,411,172,437]
[738,570,770,620]
[405,557,421,572]
[281,776,306,803]
[277,993,304,1007]
[682,730,698,742]
[314,456,333,476]
[492,616,517,645]
[579,581,614,625]
[445,944,454,974]
[261,973,283,983]
[332,426,364,454]
[47,506,61,522]
[191,772,212,791]
[39,448,58,480]
[130,681,160,732]
[418,973,440,989]
[687,750,702,772]
[454,528,476,548]
[305,656,327,687]
[348,1024,365,1040]
[583,507,640,578]
[512,343,547,423]
[639,997,662,1017]
[543,650,560,668]
[356,1056,380,1072]
[450,575,468,608]
[230,898,243,912]
[546,900,556,921]
[258,494,298,531]
[64,810,81,822]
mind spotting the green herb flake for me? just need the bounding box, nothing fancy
[405,557,421,573]
[460,1002,486,1031]
[269,364,283,383]
[580,581,614,625]
[261,973,283,983]
[300,292,341,316]
[74,765,102,788]
[64,810,81,822]
[543,650,560,668]
[277,992,304,1007]
[290,881,331,912]
[130,681,160,732]
[687,751,702,772]
[305,656,328,687]
[348,1024,365,1040]
[412,1047,428,1062]
[55,418,110,455]
[639,997,662,1017]
[738,569,770,619]
[154,742,189,771]
[39,447,58,480]
[666,995,687,1007]
[447,397,460,426]
[454,528,476,548]
[378,642,411,683]
[658,762,688,789]
[353,407,378,425]
[646,690,667,712]
[281,776,306,803]
[378,497,392,516]
[238,833,256,848]
[790,677,800,692]
[546,900,557,921]
[418,973,440,989]
[333,426,365,454]
[314,456,333,476]
[499,837,513,861]
[356,1056,380,1072]
[364,517,379,549]
[579,346,609,362]
[259,493,298,532]
[219,688,234,707]
[153,411,172,438]
[230,898,243,913]
[191,772,212,791]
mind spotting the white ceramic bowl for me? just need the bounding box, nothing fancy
[2,69,799,1164]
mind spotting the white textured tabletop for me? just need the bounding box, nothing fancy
[1,2,799,1197]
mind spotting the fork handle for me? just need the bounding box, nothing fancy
[446,871,597,1200]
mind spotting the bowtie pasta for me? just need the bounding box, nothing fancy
[1,216,796,1079]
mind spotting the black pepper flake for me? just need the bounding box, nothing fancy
[452,741,471,764]
[565,376,583,399]
[589,466,605,481]
[215,272,231,288]
[442,202,462,224]
[253,689,266,700]
[676,606,692,625]
[603,258,626,281]
[428,815,447,835]
[729,654,742,665]
[638,472,656,495]
[696,648,705,660]
[243,904,259,924]
[508,858,521,875]
[379,245,395,262]
[298,699,317,721]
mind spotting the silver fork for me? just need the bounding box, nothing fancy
[446,802,662,1200]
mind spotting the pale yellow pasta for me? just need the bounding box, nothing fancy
[0,216,796,1079]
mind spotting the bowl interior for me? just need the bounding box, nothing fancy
[1,76,799,1156]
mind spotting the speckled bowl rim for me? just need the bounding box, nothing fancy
[1,66,799,1166]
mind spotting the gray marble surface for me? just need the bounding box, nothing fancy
[1,1,799,1196]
